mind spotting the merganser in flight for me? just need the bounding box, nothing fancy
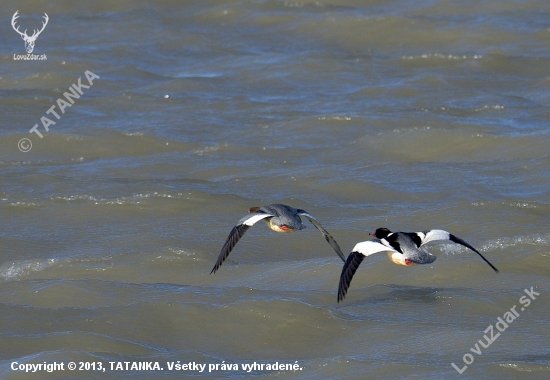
[211,204,346,273]
[337,228,499,302]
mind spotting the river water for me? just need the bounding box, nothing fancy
[1,0,549,379]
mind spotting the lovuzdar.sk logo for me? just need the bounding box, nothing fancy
[11,10,48,60]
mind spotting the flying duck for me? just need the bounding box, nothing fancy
[211,203,346,273]
[337,228,499,302]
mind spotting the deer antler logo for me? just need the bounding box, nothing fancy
[11,11,49,54]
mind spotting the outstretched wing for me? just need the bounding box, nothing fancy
[210,212,272,274]
[337,240,395,302]
[297,210,346,262]
[417,229,499,273]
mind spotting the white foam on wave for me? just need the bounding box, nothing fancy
[438,233,550,255]
[0,258,57,282]
[401,53,483,60]
[500,363,550,372]
[47,192,188,206]
[9,201,40,207]
[481,234,550,251]
[471,201,541,209]
[317,115,352,121]
[194,144,225,156]
[51,195,98,202]
[474,104,505,112]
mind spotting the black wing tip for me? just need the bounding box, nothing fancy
[210,257,224,274]
[303,215,346,263]
[337,279,348,303]
[328,239,346,263]
[324,234,346,262]
[210,251,229,274]
[336,248,346,263]
[209,224,250,274]
[483,259,499,273]
[337,278,351,303]
[209,249,228,275]
[337,283,349,302]
[323,234,346,263]
[336,251,364,303]
[449,234,499,274]
[481,250,499,273]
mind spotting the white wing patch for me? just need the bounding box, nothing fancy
[297,211,314,220]
[242,213,272,226]
[353,240,397,257]
[421,229,451,245]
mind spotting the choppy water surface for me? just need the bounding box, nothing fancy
[1,0,549,378]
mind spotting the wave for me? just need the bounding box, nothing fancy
[0,258,57,282]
